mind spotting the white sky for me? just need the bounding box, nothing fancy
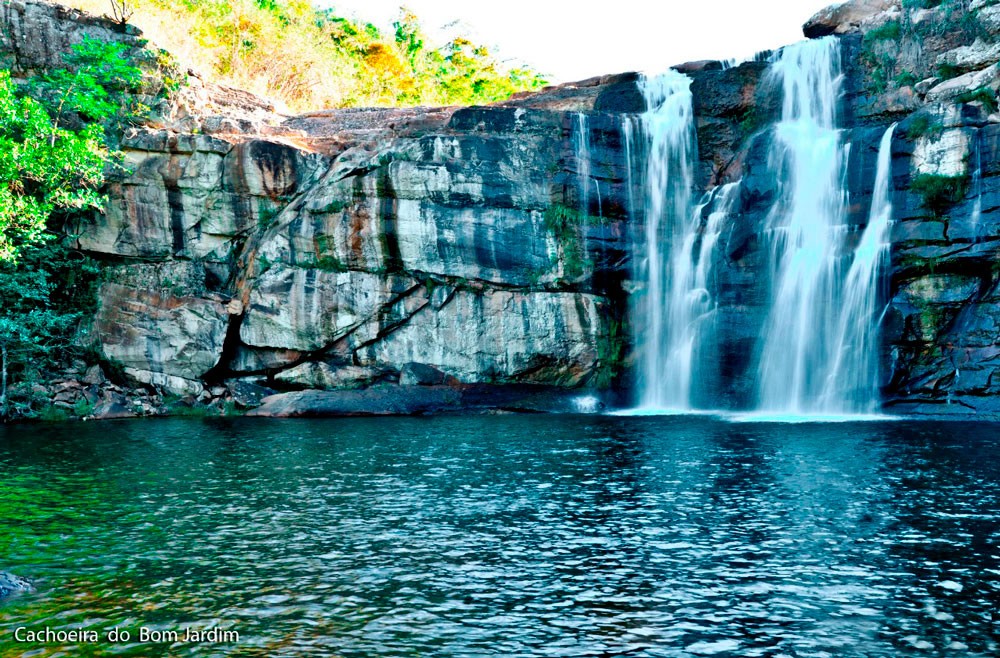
[320,0,838,83]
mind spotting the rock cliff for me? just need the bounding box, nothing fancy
[4,0,1000,417]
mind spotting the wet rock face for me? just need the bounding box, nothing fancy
[879,113,1000,414]
[76,80,626,396]
[75,134,326,261]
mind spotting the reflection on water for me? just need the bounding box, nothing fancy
[0,417,998,656]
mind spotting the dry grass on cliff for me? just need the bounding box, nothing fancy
[63,0,546,113]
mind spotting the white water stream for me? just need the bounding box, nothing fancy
[630,38,895,415]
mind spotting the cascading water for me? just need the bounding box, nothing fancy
[970,130,983,235]
[575,113,593,216]
[627,39,895,416]
[824,124,897,412]
[757,38,848,413]
[634,71,695,409]
[756,37,892,415]
[634,71,739,410]
[622,117,637,223]
[682,182,741,405]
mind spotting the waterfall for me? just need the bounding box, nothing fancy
[970,129,983,236]
[634,70,718,410]
[624,38,894,416]
[575,113,593,217]
[686,182,741,406]
[622,117,637,223]
[756,38,892,415]
[824,124,897,412]
[757,38,848,413]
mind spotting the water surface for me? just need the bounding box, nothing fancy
[1,416,998,656]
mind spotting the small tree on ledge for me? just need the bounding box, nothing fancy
[108,0,135,29]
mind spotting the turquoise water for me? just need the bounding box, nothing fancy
[0,416,998,656]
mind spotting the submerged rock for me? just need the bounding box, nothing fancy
[248,387,463,417]
[0,572,33,600]
[247,385,594,417]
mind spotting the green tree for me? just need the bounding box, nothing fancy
[67,0,546,110]
[1,37,144,261]
[0,70,106,261]
[0,37,144,419]
[29,35,147,139]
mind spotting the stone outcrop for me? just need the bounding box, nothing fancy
[93,263,232,395]
[24,19,622,404]
[804,0,898,38]
[4,0,1000,417]
[247,385,595,417]
[0,0,143,77]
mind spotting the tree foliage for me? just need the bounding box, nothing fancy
[0,71,106,262]
[0,37,144,262]
[0,244,100,419]
[0,38,142,418]
[30,36,147,134]
[65,0,548,111]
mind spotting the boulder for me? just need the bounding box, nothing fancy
[399,362,449,386]
[925,66,1000,104]
[248,387,463,417]
[915,77,940,96]
[82,365,106,386]
[803,0,898,38]
[936,39,1000,76]
[91,394,136,420]
[93,264,229,395]
[225,379,277,408]
[273,362,381,389]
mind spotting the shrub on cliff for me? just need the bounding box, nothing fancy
[911,173,969,216]
[29,36,148,138]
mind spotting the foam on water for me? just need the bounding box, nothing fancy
[727,411,900,424]
[610,407,725,417]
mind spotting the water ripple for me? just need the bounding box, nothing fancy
[0,416,997,657]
